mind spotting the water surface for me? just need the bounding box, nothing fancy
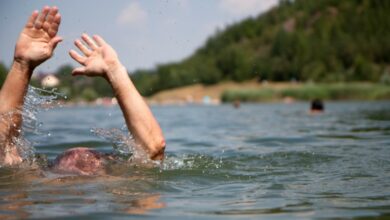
[1,101,390,219]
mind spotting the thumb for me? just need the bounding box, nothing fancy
[49,36,63,50]
[72,67,86,76]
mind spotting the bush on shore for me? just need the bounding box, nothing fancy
[221,83,390,102]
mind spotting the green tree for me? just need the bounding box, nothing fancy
[81,87,98,102]
[121,0,390,95]
[353,55,374,81]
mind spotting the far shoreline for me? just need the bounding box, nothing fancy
[51,81,390,106]
[147,81,390,105]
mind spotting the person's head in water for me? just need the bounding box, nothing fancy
[233,100,240,109]
[310,99,324,113]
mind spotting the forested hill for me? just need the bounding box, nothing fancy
[132,0,390,96]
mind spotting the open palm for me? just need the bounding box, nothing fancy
[69,34,121,78]
[14,6,62,68]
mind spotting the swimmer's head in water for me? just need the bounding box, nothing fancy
[50,147,109,175]
[311,99,324,112]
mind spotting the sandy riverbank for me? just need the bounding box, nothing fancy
[147,80,299,105]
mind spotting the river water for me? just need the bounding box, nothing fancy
[1,101,390,219]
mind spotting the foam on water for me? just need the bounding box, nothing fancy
[89,128,222,170]
[161,154,225,171]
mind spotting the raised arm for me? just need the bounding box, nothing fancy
[0,6,62,165]
[69,34,165,160]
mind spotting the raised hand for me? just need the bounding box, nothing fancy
[14,6,62,69]
[69,34,165,160]
[69,34,122,79]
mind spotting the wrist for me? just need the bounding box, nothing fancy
[105,62,128,84]
[12,59,34,75]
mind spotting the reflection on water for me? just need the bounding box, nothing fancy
[0,101,390,219]
[0,168,166,219]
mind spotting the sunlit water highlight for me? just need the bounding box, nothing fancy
[0,89,389,219]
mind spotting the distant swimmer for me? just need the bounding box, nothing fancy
[233,100,240,109]
[0,6,165,175]
[310,99,324,113]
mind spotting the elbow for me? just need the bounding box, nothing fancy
[149,138,166,161]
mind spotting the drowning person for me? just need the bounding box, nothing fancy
[0,6,165,175]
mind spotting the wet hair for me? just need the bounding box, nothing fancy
[50,147,105,175]
[311,99,324,111]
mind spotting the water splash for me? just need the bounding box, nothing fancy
[90,127,151,163]
[23,87,64,134]
[0,86,64,166]
[161,154,225,171]
[90,127,134,154]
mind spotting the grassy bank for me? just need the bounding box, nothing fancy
[221,83,390,102]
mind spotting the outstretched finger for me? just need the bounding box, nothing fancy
[43,6,58,32]
[49,36,63,50]
[75,40,92,56]
[81,34,98,50]
[46,6,58,24]
[92,35,107,47]
[48,13,61,37]
[69,50,87,65]
[25,10,39,28]
[72,67,87,76]
[35,6,50,29]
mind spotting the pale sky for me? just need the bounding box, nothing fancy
[0,0,278,73]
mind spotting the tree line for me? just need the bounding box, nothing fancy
[132,0,390,96]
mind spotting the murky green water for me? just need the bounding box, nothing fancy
[1,101,390,219]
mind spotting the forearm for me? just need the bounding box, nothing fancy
[106,65,165,160]
[0,60,33,113]
[0,61,32,165]
[0,60,33,138]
